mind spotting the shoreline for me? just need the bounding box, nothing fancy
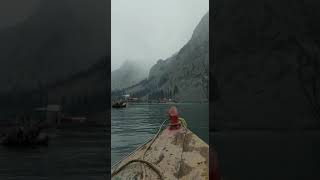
[114,102,209,105]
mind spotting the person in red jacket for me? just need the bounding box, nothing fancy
[210,147,221,180]
[167,106,221,179]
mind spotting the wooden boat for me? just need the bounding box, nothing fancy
[1,133,49,147]
[0,127,49,147]
[111,125,209,179]
[112,102,127,108]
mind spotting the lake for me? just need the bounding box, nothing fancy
[0,126,107,180]
[111,103,209,166]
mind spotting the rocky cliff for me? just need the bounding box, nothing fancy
[124,12,209,102]
[212,1,320,179]
[213,0,320,129]
[0,0,108,94]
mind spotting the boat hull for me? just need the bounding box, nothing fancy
[112,126,208,180]
[112,102,127,108]
[1,132,49,147]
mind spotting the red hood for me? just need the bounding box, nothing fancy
[210,147,221,180]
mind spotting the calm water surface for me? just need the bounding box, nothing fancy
[111,103,209,166]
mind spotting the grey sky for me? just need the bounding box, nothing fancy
[0,0,40,29]
[111,0,209,71]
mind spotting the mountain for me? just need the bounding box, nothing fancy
[213,0,320,130]
[0,0,108,94]
[212,1,320,179]
[111,60,148,91]
[123,12,209,102]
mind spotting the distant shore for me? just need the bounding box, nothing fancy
[119,102,209,105]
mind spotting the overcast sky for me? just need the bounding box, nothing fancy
[0,0,40,29]
[111,0,209,71]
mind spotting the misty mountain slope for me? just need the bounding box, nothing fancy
[213,0,320,130]
[0,0,108,93]
[111,61,148,91]
[124,12,209,102]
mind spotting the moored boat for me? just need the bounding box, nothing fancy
[111,106,208,180]
[112,101,127,108]
[0,125,49,147]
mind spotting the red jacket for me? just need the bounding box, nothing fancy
[210,147,221,180]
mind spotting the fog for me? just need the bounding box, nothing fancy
[0,0,209,72]
[111,0,209,71]
[0,0,40,29]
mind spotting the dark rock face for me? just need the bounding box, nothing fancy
[124,12,209,102]
[148,12,209,102]
[213,0,320,129]
[0,0,108,94]
[212,1,320,179]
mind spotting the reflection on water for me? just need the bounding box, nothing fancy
[111,103,208,166]
[0,126,106,180]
